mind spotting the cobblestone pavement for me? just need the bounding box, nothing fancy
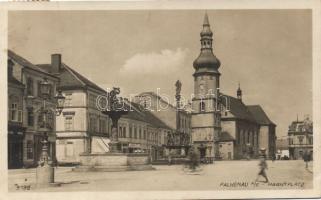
[8,160,313,192]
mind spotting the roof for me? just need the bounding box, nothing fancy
[123,101,172,130]
[8,76,24,88]
[137,92,177,110]
[288,118,312,133]
[247,105,276,126]
[221,95,257,123]
[37,63,106,93]
[8,50,57,79]
[219,131,235,142]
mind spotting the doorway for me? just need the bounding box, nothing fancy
[199,147,206,159]
[8,137,23,169]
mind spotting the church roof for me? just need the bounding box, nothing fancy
[37,63,106,93]
[221,95,257,123]
[247,105,276,126]
[219,131,235,142]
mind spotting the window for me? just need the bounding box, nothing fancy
[27,108,34,127]
[119,126,123,138]
[89,116,97,132]
[99,119,106,133]
[89,94,96,108]
[123,127,126,138]
[134,127,137,139]
[139,127,142,139]
[65,116,73,130]
[10,103,17,121]
[64,93,72,106]
[129,126,132,138]
[37,113,45,128]
[46,113,54,129]
[298,136,304,145]
[144,130,146,140]
[200,102,205,112]
[66,141,74,157]
[37,81,42,97]
[49,84,53,99]
[27,78,34,96]
[243,132,246,145]
[9,95,22,122]
[26,140,33,159]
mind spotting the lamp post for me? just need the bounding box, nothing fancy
[35,78,65,187]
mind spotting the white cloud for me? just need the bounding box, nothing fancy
[120,48,189,75]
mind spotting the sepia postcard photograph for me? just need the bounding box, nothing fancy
[0,0,321,199]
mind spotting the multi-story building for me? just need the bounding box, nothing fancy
[191,14,276,161]
[8,59,25,169]
[8,50,60,167]
[117,101,173,161]
[133,91,192,155]
[36,54,175,164]
[36,54,110,164]
[288,116,313,160]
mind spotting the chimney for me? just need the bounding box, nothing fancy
[51,54,62,74]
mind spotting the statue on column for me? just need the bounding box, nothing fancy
[175,80,182,106]
[102,87,128,152]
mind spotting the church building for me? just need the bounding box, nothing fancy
[191,13,276,161]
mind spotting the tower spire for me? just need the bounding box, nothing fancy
[203,12,210,26]
[237,82,242,101]
[193,13,220,75]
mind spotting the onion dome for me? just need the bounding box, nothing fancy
[193,13,221,75]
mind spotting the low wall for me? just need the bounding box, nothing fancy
[127,154,149,165]
[79,153,149,167]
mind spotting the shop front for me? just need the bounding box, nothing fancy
[8,123,25,169]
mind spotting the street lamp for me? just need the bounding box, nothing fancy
[55,90,65,116]
[36,78,65,188]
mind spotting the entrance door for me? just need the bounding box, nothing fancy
[8,139,23,169]
[199,148,206,159]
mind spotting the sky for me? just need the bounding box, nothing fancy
[8,10,312,138]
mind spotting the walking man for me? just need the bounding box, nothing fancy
[256,148,269,183]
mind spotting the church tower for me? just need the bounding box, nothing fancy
[191,13,221,161]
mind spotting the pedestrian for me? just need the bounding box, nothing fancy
[255,153,269,183]
[168,154,172,165]
[272,154,276,162]
[303,151,310,169]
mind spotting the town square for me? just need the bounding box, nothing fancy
[5,6,317,198]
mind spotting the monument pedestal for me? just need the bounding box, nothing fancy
[73,153,155,172]
[36,164,61,187]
